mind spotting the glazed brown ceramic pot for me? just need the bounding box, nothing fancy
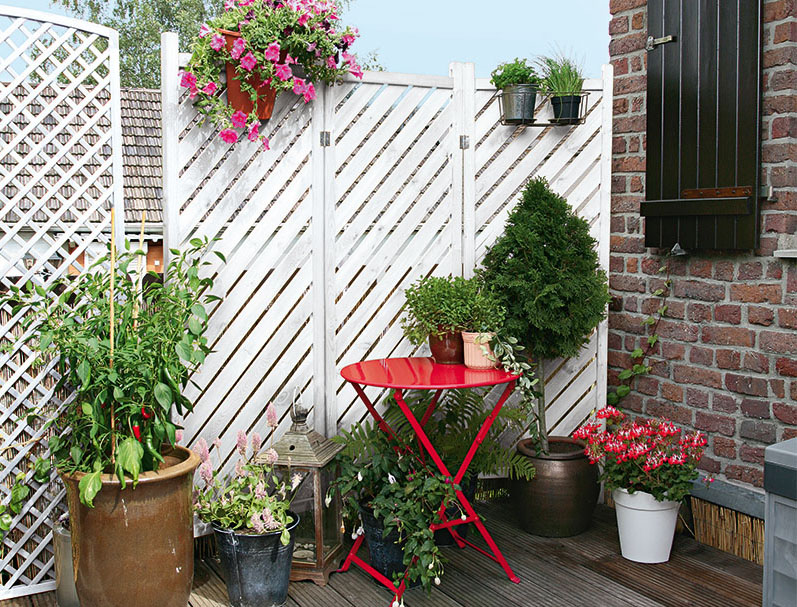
[512,436,599,537]
[220,30,279,120]
[429,331,464,364]
[63,446,200,607]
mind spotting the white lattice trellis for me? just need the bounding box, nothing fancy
[162,28,612,481]
[0,7,124,599]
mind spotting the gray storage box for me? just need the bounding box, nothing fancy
[763,438,797,607]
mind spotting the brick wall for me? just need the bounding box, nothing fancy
[608,0,797,490]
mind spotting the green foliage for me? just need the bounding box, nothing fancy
[480,177,610,362]
[53,0,219,88]
[194,433,296,544]
[461,285,506,333]
[1,238,221,506]
[400,275,472,345]
[490,57,540,89]
[538,54,584,95]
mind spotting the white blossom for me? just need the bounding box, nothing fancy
[387,473,396,484]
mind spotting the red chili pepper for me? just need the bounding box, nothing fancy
[132,425,142,442]
[141,407,152,420]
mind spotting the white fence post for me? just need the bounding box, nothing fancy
[161,32,180,269]
[450,62,477,278]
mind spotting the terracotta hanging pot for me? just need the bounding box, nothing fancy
[220,29,279,120]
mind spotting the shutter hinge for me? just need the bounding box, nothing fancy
[459,135,470,150]
[320,131,331,147]
[646,34,677,52]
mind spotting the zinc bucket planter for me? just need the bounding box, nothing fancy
[53,522,79,607]
[500,84,538,124]
[612,488,681,563]
[63,446,200,607]
[213,512,299,607]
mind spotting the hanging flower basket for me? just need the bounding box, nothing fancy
[182,0,363,148]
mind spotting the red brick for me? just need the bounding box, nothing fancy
[609,0,647,14]
[761,330,797,354]
[784,428,797,441]
[741,398,770,419]
[764,0,797,22]
[749,306,775,326]
[714,261,736,281]
[792,380,797,401]
[725,464,763,488]
[614,75,647,95]
[613,97,629,114]
[770,68,797,91]
[771,379,786,398]
[614,115,647,134]
[686,388,709,408]
[716,349,742,370]
[699,456,721,474]
[695,411,736,436]
[662,342,685,360]
[740,420,777,444]
[645,400,692,425]
[764,94,797,115]
[609,32,648,56]
[766,262,783,280]
[773,20,797,44]
[688,259,713,278]
[738,262,763,280]
[725,373,769,397]
[776,357,797,377]
[609,15,629,35]
[771,116,797,139]
[778,308,797,329]
[661,382,683,402]
[688,303,712,322]
[702,326,755,347]
[657,320,699,343]
[674,365,722,389]
[744,352,770,374]
[636,376,660,396]
[713,437,737,459]
[610,235,645,253]
[773,402,797,425]
[631,10,645,29]
[730,284,782,304]
[673,280,726,301]
[689,346,714,366]
[613,155,646,172]
[740,444,766,465]
[714,304,742,324]
[713,393,739,414]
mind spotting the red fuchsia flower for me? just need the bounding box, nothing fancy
[202,81,218,95]
[247,122,259,142]
[274,63,292,81]
[230,37,246,60]
[198,24,212,38]
[240,51,257,71]
[266,402,278,428]
[264,41,281,62]
[210,34,225,51]
[596,406,624,420]
[219,128,239,143]
[231,110,248,128]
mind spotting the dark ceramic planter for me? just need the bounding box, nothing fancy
[434,475,478,547]
[429,332,464,365]
[63,446,200,607]
[551,95,582,124]
[220,29,279,120]
[359,506,420,589]
[214,512,299,607]
[512,436,599,537]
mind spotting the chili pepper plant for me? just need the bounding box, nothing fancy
[574,407,708,503]
[2,237,222,507]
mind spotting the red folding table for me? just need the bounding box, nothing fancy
[338,356,521,604]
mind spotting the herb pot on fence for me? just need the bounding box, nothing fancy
[551,95,582,124]
[500,84,538,124]
[214,512,299,607]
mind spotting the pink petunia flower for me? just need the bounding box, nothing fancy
[326,56,337,69]
[238,0,255,5]
[220,128,238,144]
[264,41,281,63]
[198,24,212,38]
[262,136,270,151]
[231,110,248,128]
[180,70,197,89]
[298,12,311,26]
[349,64,363,79]
[202,81,218,95]
[292,77,307,96]
[210,34,225,51]
[240,51,257,71]
[275,63,293,81]
[224,0,235,10]
[285,54,297,65]
[306,42,317,52]
[247,122,260,142]
[230,37,246,60]
[302,82,316,102]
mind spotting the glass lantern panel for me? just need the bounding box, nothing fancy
[288,468,317,563]
[321,465,341,558]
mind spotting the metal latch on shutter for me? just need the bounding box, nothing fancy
[646,35,677,51]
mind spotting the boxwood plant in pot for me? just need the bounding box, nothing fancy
[1,236,221,607]
[401,275,472,364]
[329,417,458,598]
[539,54,585,124]
[480,177,610,537]
[194,412,300,607]
[575,407,708,563]
[182,0,362,148]
[490,57,541,124]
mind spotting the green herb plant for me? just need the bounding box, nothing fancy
[539,54,584,96]
[490,57,541,90]
[461,285,506,334]
[1,237,223,506]
[400,275,473,345]
[480,177,611,452]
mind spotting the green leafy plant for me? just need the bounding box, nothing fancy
[461,285,506,333]
[400,275,473,345]
[539,54,584,96]
[329,418,458,593]
[194,424,297,545]
[490,57,540,89]
[1,237,222,506]
[480,177,610,450]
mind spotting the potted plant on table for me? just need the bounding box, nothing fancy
[574,407,708,563]
[539,54,585,124]
[194,416,300,607]
[1,236,220,606]
[182,0,362,147]
[401,275,472,364]
[480,177,610,537]
[490,58,541,124]
[460,282,506,370]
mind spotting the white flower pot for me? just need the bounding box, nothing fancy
[461,331,496,369]
[612,488,681,563]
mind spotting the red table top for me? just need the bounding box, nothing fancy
[340,357,521,390]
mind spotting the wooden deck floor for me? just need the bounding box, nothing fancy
[2,502,762,607]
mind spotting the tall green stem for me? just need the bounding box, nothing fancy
[536,360,548,453]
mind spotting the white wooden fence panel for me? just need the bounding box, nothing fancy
[0,7,124,598]
[162,34,611,480]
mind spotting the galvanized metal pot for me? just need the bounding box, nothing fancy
[53,522,79,607]
[213,513,299,607]
[63,446,200,607]
[512,436,599,537]
[500,84,538,124]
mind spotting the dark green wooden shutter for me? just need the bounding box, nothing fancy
[641,0,762,250]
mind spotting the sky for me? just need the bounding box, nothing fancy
[2,0,610,79]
